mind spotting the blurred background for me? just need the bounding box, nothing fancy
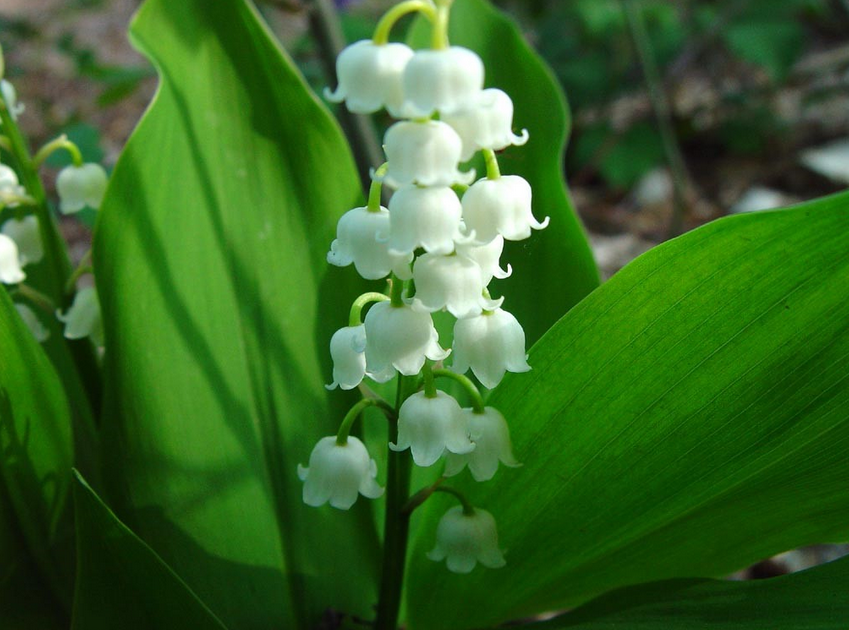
[0,0,847,576]
[2,0,849,276]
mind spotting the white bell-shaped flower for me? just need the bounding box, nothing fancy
[382,121,473,188]
[411,253,502,319]
[386,185,465,256]
[444,407,520,481]
[443,89,529,162]
[327,324,395,391]
[390,391,474,467]
[297,436,383,509]
[57,286,103,346]
[364,301,449,376]
[324,40,413,116]
[402,47,484,116]
[14,303,49,342]
[427,506,506,573]
[462,175,549,243]
[327,206,413,280]
[56,163,108,214]
[452,308,530,389]
[2,216,43,266]
[1,80,24,120]
[0,233,25,284]
[0,164,26,205]
[456,234,511,286]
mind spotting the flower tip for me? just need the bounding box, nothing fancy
[324,85,344,103]
[514,128,530,146]
[535,215,551,230]
[325,381,338,391]
[297,464,309,481]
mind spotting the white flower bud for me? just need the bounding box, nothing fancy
[0,233,25,284]
[2,216,43,266]
[0,164,26,206]
[386,185,465,256]
[443,89,529,161]
[462,175,549,243]
[452,308,530,389]
[326,324,395,391]
[402,47,484,116]
[444,407,519,481]
[57,163,108,214]
[390,391,474,467]
[297,436,383,509]
[427,506,506,573]
[382,120,473,188]
[456,234,511,286]
[324,40,414,116]
[14,303,49,342]
[364,301,449,376]
[327,206,413,280]
[411,253,502,319]
[57,286,103,346]
[1,80,25,120]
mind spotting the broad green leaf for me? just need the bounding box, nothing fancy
[534,555,849,629]
[95,0,379,627]
[407,192,849,629]
[0,286,74,611]
[71,472,228,630]
[408,0,600,345]
[0,480,66,629]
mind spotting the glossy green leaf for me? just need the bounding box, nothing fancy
[534,555,849,629]
[0,286,74,612]
[71,472,228,630]
[407,193,849,629]
[94,0,379,627]
[408,0,600,345]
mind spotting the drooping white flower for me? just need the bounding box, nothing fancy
[427,506,506,573]
[0,233,25,284]
[410,253,502,319]
[14,303,49,342]
[1,80,25,120]
[444,407,519,481]
[327,206,413,280]
[1,216,43,266]
[386,185,466,256]
[462,175,549,243]
[327,324,395,391]
[324,40,414,116]
[57,286,103,346]
[297,436,383,509]
[0,164,26,206]
[364,301,449,376]
[382,120,474,188]
[456,234,511,286]
[443,89,529,162]
[56,163,108,214]
[390,391,474,467]
[452,308,530,389]
[402,47,484,116]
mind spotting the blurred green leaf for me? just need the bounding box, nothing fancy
[599,121,666,189]
[406,192,849,629]
[71,472,228,630]
[44,122,105,167]
[529,555,849,629]
[723,20,804,81]
[94,0,379,627]
[409,0,600,347]
[0,286,75,612]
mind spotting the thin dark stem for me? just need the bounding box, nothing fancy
[621,0,694,238]
[306,0,384,194]
[374,375,416,630]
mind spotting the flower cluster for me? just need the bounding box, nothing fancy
[299,0,545,574]
[0,75,107,347]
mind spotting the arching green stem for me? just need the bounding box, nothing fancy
[435,485,475,515]
[389,273,405,307]
[336,397,395,446]
[14,283,56,315]
[373,0,437,45]
[483,148,501,180]
[432,368,485,413]
[431,0,454,49]
[422,360,437,398]
[64,249,93,295]
[33,134,84,168]
[349,291,390,327]
[367,162,389,212]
